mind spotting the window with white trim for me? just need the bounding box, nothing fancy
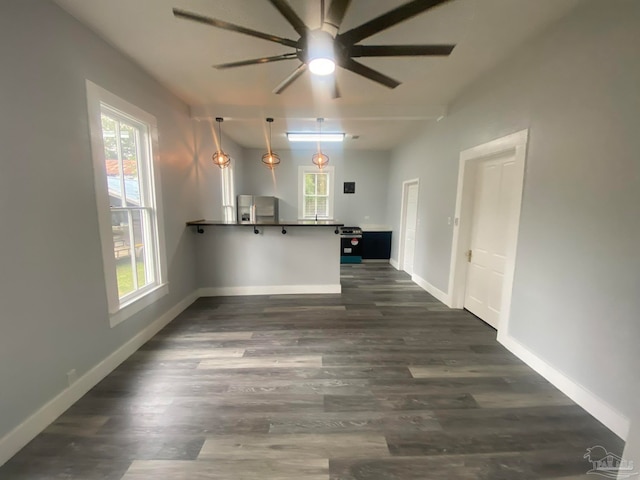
[86,81,167,326]
[298,166,335,219]
[221,165,235,222]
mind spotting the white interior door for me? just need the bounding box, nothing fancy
[402,183,419,274]
[464,153,519,328]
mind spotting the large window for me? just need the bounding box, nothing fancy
[298,166,335,219]
[87,81,167,327]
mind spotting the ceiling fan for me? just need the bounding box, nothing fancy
[172,0,455,98]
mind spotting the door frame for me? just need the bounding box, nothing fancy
[397,178,420,273]
[447,130,528,335]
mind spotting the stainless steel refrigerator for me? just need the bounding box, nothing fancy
[237,195,279,224]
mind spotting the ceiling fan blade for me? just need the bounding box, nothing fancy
[173,8,298,48]
[340,58,400,89]
[214,53,298,69]
[268,0,308,37]
[338,0,451,46]
[324,0,352,33]
[273,63,307,94]
[350,44,455,57]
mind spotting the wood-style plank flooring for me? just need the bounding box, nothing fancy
[0,264,623,479]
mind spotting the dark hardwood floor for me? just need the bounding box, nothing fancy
[0,264,623,479]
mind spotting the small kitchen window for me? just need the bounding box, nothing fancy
[298,166,335,220]
[221,165,235,222]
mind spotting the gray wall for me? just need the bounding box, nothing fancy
[240,147,390,226]
[196,228,340,289]
[386,0,639,427]
[0,0,198,440]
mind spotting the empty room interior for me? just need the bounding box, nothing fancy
[0,0,639,478]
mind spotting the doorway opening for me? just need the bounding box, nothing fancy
[398,178,420,276]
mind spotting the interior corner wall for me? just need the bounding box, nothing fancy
[0,0,199,448]
[192,119,246,221]
[239,147,391,226]
[622,381,640,478]
[386,0,640,434]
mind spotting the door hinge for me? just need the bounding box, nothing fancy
[466,249,473,262]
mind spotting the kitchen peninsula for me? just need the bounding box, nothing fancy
[186,219,344,296]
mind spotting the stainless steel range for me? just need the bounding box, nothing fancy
[339,226,362,264]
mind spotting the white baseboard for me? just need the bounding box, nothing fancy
[199,284,341,297]
[0,290,199,467]
[411,273,452,306]
[497,331,629,440]
[389,258,399,270]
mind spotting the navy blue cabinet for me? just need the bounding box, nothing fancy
[362,231,392,259]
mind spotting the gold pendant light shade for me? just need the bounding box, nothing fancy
[262,151,281,168]
[212,117,231,169]
[312,152,329,168]
[261,118,281,169]
[212,150,231,168]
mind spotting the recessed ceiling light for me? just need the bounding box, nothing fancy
[287,133,345,142]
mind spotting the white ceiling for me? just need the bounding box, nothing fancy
[54,0,580,150]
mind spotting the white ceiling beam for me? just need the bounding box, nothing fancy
[190,104,448,122]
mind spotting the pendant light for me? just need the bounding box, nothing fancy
[212,117,231,169]
[261,117,281,169]
[311,118,329,169]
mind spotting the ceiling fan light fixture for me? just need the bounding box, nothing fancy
[261,118,281,169]
[174,1,457,95]
[307,30,336,76]
[309,58,335,76]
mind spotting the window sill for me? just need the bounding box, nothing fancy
[109,282,169,328]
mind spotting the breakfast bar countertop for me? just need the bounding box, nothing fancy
[186,219,345,227]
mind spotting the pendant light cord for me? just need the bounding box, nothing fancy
[312,117,328,169]
[317,117,323,155]
[262,117,280,169]
[212,117,230,168]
